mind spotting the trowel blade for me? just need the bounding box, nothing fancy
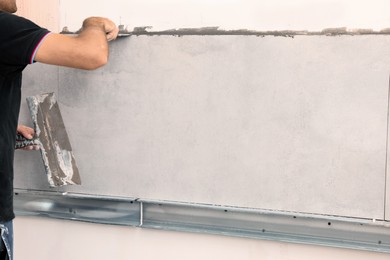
[26,93,81,187]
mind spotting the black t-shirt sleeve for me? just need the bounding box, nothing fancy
[0,12,50,66]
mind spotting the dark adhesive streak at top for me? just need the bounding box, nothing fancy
[62,26,390,37]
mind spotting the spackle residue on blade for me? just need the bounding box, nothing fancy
[48,94,56,109]
[34,93,48,104]
[54,141,77,185]
[34,93,56,109]
[38,139,56,187]
[26,97,41,136]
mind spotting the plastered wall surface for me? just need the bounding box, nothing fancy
[15,35,390,219]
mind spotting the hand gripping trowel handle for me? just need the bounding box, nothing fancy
[15,133,39,150]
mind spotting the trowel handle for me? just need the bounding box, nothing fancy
[15,133,38,150]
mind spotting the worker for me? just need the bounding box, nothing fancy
[0,1,119,259]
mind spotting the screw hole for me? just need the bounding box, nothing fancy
[328,222,332,226]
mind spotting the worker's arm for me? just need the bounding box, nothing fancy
[34,17,119,70]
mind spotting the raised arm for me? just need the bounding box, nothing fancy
[34,17,119,70]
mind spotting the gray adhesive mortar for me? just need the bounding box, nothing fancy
[62,26,390,37]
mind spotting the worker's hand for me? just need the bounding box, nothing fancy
[17,125,39,151]
[82,17,119,41]
[103,18,119,41]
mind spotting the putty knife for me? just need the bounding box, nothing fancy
[16,93,81,187]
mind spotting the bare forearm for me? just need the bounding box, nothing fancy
[35,17,118,70]
[77,19,110,67]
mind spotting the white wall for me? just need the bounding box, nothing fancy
[17,0,390,32]
[15,0,390,259]
[58,0,390,31]
[14,216,390,260]
[17,0,58,31]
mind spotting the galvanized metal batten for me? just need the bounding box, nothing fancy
[13,189,390,253]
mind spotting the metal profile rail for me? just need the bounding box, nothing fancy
[14,189,390,253]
